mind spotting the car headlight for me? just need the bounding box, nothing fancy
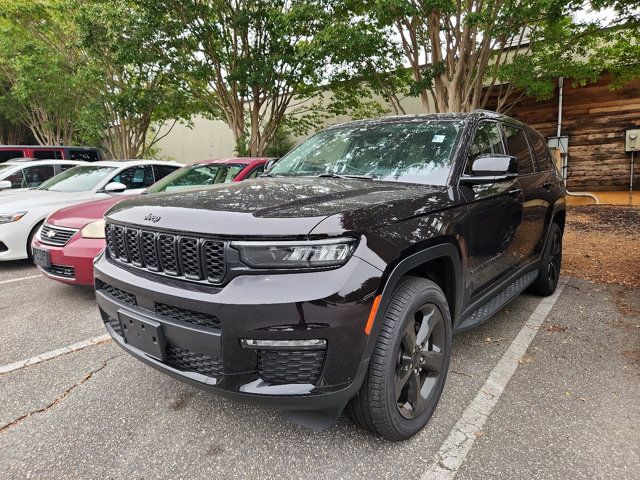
[81,219,106,239]
[231,238,357,269]
[0,211,27,224]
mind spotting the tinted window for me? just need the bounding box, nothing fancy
[38,166,116,192]
[244,164,265,179]
[153,164,180,182]
[270,121,462,185]
[110,165,155,189]
[147,163,245,193]
[22,165,55,187]
[527,131,554,172]
[0,150,25,162]
[465,122,505,174]
[33,150,63,160]
[503,125,534,175]
[68,149,101,161]
[4,170,25,188]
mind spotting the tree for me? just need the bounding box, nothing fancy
[75,0,197,158]
[375,0,579,113]
[0,0,96,145]
[139,0,397,156]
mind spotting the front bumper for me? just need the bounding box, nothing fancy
[94,253,382,409]
[33,235,104,286]
[0,219,31,261]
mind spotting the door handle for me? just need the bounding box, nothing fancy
[508,188,522,197]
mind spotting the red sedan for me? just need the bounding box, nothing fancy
[32,158,268,285]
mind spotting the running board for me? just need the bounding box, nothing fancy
[456,269,539,333]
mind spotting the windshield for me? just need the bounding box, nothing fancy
[270,121,462,185]
[146,163,246,193]
[38,165,116,192]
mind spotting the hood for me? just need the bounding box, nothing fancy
[106,177,460,237]
[47,195,135,229]
[0,190,83,211]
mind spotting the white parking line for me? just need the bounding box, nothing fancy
[0,334,112,375]
[422,279,567,480]
[0,274,42,285]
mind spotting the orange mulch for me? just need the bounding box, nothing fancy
[562,205,640,287]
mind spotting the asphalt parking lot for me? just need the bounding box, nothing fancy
[1,261,638,479]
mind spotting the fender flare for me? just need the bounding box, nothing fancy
[363,243,463,359]
[542,201,566,252]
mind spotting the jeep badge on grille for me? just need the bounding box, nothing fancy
[144,213,161,223]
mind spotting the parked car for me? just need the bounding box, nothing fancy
[0,160,85,191]
[33,158,269,285]
[0,160,181,262]
[93,111,565,440]
[0,145,103,163]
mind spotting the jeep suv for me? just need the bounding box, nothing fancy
[94,111,565,440]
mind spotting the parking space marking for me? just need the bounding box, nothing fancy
[422,279,567,480]
[0,274,42,285]
[0,334,112,375]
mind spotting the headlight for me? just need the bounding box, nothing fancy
[81,219,106,239]
[231,238,356,269]
[0,211,27,224]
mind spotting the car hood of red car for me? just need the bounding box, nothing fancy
[47,195,136,229]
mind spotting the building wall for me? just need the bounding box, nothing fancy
[491,74,640,191]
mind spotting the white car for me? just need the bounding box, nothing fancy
[0,160,182,261]
[0,160,85,191]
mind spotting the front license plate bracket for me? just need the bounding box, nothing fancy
[119,310,166,361]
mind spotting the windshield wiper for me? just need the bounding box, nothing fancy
[316,172,375,180]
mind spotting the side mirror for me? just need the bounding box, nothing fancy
[264,158,279,172]
[103,182,127,193]
[460,155,518,185]
[0,180,12,190]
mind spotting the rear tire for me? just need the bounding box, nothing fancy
[346,277,452,441]
[529,223,563,296]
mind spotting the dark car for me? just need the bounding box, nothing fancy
[94,110,565,440]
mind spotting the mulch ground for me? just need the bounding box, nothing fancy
[563,205,640,287]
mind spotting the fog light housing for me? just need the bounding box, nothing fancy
[241,339,326,350]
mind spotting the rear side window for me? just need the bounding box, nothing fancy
[465,122,504,174]
[502,125,534,175]
[527,131,554,172]
[0,150,25,162]
[153,165,180,181]
[68,149,101,161]
[33,150,63,160]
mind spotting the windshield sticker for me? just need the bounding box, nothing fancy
[432,135,446,143]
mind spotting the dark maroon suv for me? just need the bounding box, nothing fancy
[94,111,566,440]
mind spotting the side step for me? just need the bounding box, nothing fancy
[456,269,539,333]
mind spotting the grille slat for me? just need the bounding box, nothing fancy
[39,224,78,247]
[41,264,75,279]
[105,223,226,284]
[97,281,137,305]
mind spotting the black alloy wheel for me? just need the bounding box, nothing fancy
[346,277,452,441]
[529,222,563,296]
[395,303,446,420]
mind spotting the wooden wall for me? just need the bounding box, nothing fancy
[488,73,640,191]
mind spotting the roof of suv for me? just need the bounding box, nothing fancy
[83,160,182,168]
[194,157,271,165]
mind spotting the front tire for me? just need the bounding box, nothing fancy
[347,277,452,441]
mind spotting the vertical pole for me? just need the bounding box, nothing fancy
[631,151,635,206]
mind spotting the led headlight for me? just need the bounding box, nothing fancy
[0,211,27,224]
[81,219,106,239]
[231,238,356,269]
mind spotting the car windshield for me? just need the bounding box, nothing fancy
[38,165,116,192]
[270,120,462,185]
[0,165,14,176]
[146,163,246,193]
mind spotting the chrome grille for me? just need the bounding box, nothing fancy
[105,222,226,284]
[39,224,78,247]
